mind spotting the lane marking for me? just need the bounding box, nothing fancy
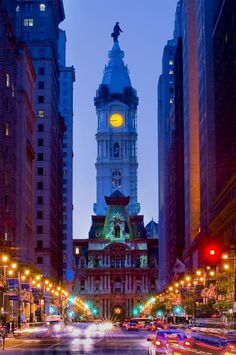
[47,339,67,349]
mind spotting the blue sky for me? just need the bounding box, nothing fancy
[60,0,177,238]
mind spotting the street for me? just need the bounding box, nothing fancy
[1,324,230,354]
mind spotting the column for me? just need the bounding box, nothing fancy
[125,274,128,291]
[91,276,94,292]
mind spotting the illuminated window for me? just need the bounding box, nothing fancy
[39,4,46,11]
[38,110,44,118]
[24,18,34,26]
[75,247,80,255]
[170,98,173,104]
[169,69,174,75]
[16,5,20,12]
[6,73,10,87]
[4,123,9,136]
[169,60,174,65]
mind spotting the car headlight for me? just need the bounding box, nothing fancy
[155,340,161,346]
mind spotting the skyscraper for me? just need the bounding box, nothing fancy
[0,1,36,264]
[15,0,65,280]
[209,0,236,252]
[158,39,176,289]
[58,29,75,282]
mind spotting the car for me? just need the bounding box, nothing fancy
[125,320,139,331]
[13,322,53,338]
[147,329,192,354]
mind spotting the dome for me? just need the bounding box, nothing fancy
[101,41,131,94]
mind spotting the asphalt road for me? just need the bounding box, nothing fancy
[0,327,229,354]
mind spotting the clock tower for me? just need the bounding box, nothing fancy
[94,36,140,215]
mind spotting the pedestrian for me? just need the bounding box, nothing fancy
[0,324,6,350]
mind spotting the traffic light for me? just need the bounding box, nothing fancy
[203,244,221,265]
[133,308,139,316]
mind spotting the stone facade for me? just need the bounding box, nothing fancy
[73,192,158,319]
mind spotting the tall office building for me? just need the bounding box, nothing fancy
[195,0,217,232]
[181,0,200,261]
[16,44,36,264]
[15,0,65,280]
[209,0,236,251]
[0,1,36,264]
[58,29,75,282]
[158,39,176,289]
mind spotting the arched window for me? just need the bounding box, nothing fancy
[112,170,122,189]
[113,142,120,157]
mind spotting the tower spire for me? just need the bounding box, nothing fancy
[94,30,140,216]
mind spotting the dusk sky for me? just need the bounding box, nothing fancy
[60,0,177,238]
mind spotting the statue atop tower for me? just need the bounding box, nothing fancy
[111,22,123,42]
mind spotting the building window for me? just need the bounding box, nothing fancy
[37,225,43,234]
[37,196,43,204]
[169,69,174,75]
[169,60,174,65]
[37,153,43,161]
[37,240,43,248]
[38,96,44,103]
[6,73,10,87]
[38,124,44,132]
[37,167,43,175]
[38,110,44,118]
[75,247,80,255]
[113,142,120,157]
[38,81,44,89]
[38,138,43,146]
[37,211,43,219]
[169,98,173,104]
[39,3,46,11]
[16,5,20,12]
[38,67,45,75]
[37,257,43,264]
[24,18,34,26]
[4,123,9,136]
[37,182,43,190]
[4,195,8,211]
[112,170,122,189]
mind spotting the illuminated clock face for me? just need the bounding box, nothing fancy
[109,113,124,127]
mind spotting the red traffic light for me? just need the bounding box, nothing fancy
[203,244,222,265]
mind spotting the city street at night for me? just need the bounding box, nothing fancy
[1,322,234,354]
[0,0,236,353]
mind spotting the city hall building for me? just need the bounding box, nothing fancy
[73,31,158,319]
